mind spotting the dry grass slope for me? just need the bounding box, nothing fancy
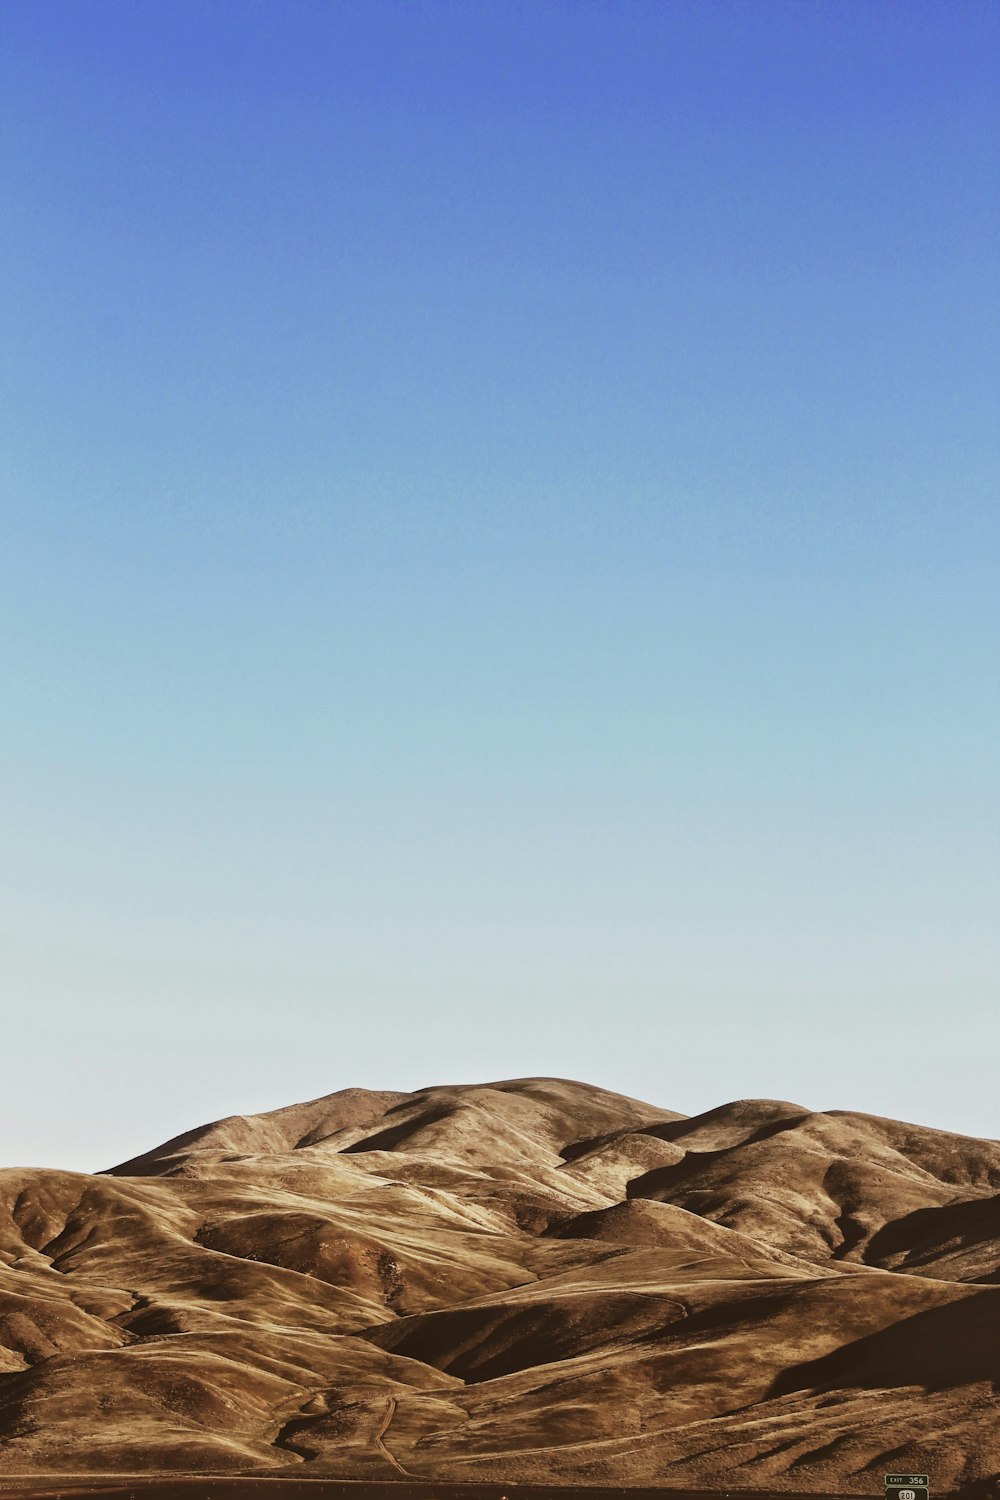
[1,1078,998,1494]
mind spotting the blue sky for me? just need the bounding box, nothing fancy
[2,1,997,1168]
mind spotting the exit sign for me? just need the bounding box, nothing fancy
[886,1476,929,1500]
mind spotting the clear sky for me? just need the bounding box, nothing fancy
[2,1,997,1170]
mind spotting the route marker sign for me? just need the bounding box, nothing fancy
[886,1474,929,1500]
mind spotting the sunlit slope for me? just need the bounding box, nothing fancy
[1,1078,998,1492]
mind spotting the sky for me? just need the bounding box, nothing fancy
[1,0,998,1170]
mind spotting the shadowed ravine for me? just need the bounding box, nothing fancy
[1,1079,998,1495]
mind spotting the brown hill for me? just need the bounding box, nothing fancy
[0,1078,997,1494]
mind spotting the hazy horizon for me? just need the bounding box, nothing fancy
[2,0,998,1172]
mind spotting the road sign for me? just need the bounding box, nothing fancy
[886,1475,929,1500]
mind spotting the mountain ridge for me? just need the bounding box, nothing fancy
[1,1077,997,1494]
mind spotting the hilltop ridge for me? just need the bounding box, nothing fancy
[1,1078,998,1493]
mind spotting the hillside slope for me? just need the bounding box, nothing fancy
[1,1078,997,1494]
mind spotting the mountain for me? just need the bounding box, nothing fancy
[1,1077,998,1494]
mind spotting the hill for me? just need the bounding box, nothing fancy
[1,1078,998,1494]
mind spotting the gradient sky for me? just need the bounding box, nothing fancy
[2,1,998,1170]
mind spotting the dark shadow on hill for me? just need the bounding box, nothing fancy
[863,1195,1000,1279]
[768,1288,1000,1397]
[341,1106,452,1153]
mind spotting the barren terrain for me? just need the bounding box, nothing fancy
[1,1078,998,1494]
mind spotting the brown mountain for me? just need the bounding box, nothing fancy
[1,1078,998,1494]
